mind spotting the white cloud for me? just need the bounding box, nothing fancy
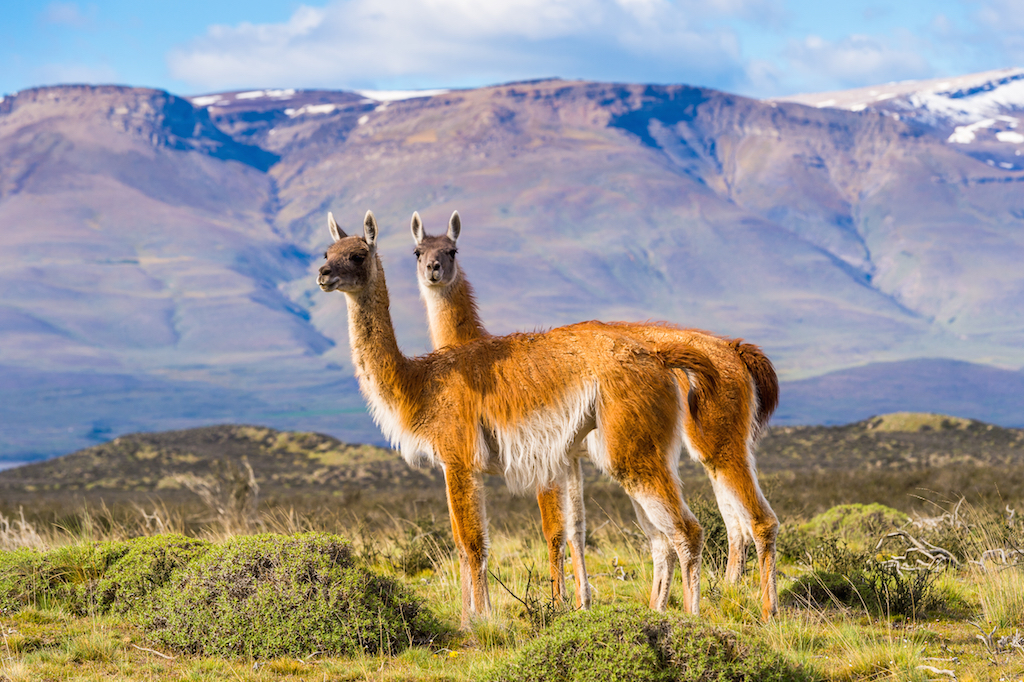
[42,2,94,27]
[783,33,932,92]
[167,0,755,92]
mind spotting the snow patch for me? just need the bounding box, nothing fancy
[358,115,369,125]
[814,99,836,108]
[356,89,448,102]
[997,131,1024,144]
[948,119,998,144]
[191,95,224,107]
[284,103,336,117]
[235,89,296,101]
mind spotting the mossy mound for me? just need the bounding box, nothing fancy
[865,412,975,433]
[0,534,209,616]
[486,606,814,682]
[91,534,209,613]
[144,532,440,658]
[801,504,908,552]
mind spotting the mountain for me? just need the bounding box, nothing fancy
[1,74,1023,463]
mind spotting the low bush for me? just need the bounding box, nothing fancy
[0,534,208,616]
[91,534,209,613]
[780,532,941,617]
[801,504,908,552]
[144,532,444,658]
[0,541,126,614]
[485,606,815,682]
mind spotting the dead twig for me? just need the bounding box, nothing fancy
[130,644,175,660]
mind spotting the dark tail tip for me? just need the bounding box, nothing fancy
[732,340,779,433]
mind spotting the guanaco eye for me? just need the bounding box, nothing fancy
[447,249,457,258]
[323,252,328,259]
[351,253,366,263]
[413,250,422,258]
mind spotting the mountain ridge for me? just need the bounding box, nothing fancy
[1,73,1022,460]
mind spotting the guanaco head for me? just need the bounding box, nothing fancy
[411,210,461,288]
[318,211,378,293]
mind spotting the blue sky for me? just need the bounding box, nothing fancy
[2,0,1022,99]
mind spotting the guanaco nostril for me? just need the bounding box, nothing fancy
[319,265,331,276]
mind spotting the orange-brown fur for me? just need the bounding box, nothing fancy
[411,212,781,620]
[320,211,720,627]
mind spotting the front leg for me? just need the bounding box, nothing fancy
[443,462,491,628]
[537,485,567,602]
[563,457,591,608]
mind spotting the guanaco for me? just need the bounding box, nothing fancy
[319,211,720,627]
[410,210,781,620]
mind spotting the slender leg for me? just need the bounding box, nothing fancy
[443,463,491,628]
[631,499,676,610]
[537,485,567,602]
[563,457,591,608]
[708,454,779,620]
[631,483,703,615]
[709,472,751,583]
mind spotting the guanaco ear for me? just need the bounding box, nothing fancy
[447,210,461,243]
[411,211,425,245]
[363,210,378,249]
[327,212,346,242]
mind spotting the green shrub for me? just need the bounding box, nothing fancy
[92,534,209,613]
[783,563,938,618]
[784,570,863,610]
[485,606,815,682]
[781,533,939,618]
[0,534,208,616]
[0,541,128,614]
[801,504,908,552]
[144,532,443,658]
[0,548,47,614]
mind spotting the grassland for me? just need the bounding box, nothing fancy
[2,412,1024,681]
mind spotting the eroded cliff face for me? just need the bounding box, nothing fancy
[1,76,1023,460]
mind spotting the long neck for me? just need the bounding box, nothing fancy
[421,268,488,349]
[344,260,415,410]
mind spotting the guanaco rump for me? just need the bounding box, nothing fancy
[318,211,720,628]
[410,210,781,620]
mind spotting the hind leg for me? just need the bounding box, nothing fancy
[630,486,703,614]
[630,498,677,610]
[708,471,752,584]
[708,455,779,620]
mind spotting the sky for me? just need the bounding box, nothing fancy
[1,0,1022,100]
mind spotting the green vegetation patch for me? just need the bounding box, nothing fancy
[0,534,208,616]
[800,503,909,552]
[91,534,209,613]
[485,606,815,682]
[144,532,442,658]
